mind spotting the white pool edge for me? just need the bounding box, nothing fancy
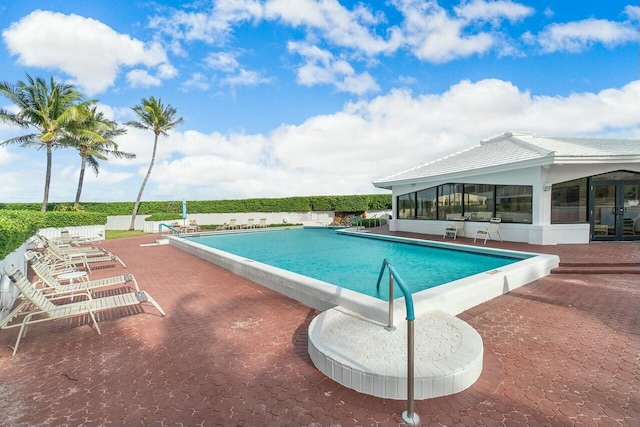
[167,229,559,324]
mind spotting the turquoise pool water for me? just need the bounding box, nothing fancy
[188,228,521,300]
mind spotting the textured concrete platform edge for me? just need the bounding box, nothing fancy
[308,308,484,400]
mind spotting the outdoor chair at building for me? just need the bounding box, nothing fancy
[443,217,466,239]
[474,218,502,244]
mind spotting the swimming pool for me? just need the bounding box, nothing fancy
[168,227,559,324]
[187,228,521,300]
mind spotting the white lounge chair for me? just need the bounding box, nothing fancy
[26,251,140,295]
[42,242,127,273]
[1,265,165,355]
[474,218,502,244]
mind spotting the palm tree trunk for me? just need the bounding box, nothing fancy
[129,133,159,230]
[74,156,87,209]
[41,145,52,212]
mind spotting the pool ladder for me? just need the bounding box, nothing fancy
[375,258,419,425]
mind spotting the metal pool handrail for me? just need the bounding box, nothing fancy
[158,223,181,235]
[375,258,419,425]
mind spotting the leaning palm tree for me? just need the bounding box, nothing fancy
[0,74,92,211]
[126,96,183,230]
[64,107,135,209]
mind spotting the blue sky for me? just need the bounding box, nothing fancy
[0,0,638,203]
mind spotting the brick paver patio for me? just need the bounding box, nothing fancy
[0,230,638,426]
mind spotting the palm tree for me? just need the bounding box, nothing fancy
[126,96,183,230]
[0,74,92,211]
[65,107,134,209]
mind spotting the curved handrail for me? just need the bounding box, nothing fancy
[375,258,415,321]
[158,223,181,235]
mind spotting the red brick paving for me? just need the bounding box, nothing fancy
[0,231,638,426]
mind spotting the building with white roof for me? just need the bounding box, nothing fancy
[373,132,640,244]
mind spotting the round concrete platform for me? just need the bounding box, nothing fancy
[308,307,483,400]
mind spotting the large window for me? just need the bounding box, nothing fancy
[397,193,415,219]
[551,178,587,223]
[464,184,494,221]
[496,185,532,223]
[437,184,463,220]
[416,188,437,219]
[396,183,532,223]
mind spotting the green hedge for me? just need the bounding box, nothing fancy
[0,194,392,215]
[0,210,107,260]
[145,213,183,222]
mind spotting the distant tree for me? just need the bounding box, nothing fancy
[0,74,92,211]
[126,96,183,230]
[64,106,134,209]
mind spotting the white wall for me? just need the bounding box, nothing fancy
[37,224,106,242]
[108,210,392,232]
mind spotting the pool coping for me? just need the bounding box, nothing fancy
[167,227,559,325]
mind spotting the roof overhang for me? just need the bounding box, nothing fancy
[373,156,554,190]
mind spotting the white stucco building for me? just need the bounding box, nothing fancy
[373,132,640,245]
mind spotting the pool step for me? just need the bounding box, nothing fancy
[308,308,484,400]
[551,262,640,275]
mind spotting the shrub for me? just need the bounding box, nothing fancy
[0,210,107,260]
[0,194,392,215]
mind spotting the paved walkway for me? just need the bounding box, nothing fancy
[0,232,638,426]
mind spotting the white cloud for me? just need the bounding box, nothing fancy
[0,146,16,165]
[222,69,271,87]
[288,41,380,94]
[149,0,264,44]
[454,0,534,24]
[181,73,212,91]
[393,0,495,62]
[126,69,162,88]
[535,18,638,53]
[624,5,640,21]
[265,0,402,55]
[2,10,171,95]
[205,52,240,71]
[203,51,269,88]
[157,63,179,79]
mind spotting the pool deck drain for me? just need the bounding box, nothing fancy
[308,307,483,399]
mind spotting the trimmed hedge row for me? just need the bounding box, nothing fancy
[0,194,392,215]
[0,210,107,260]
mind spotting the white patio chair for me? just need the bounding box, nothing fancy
[443,218,465,239]
[474,218,502,244]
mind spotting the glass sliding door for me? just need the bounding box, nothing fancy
[623,184,640,238]
[592,184,617,239]
[591,181,640,241]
